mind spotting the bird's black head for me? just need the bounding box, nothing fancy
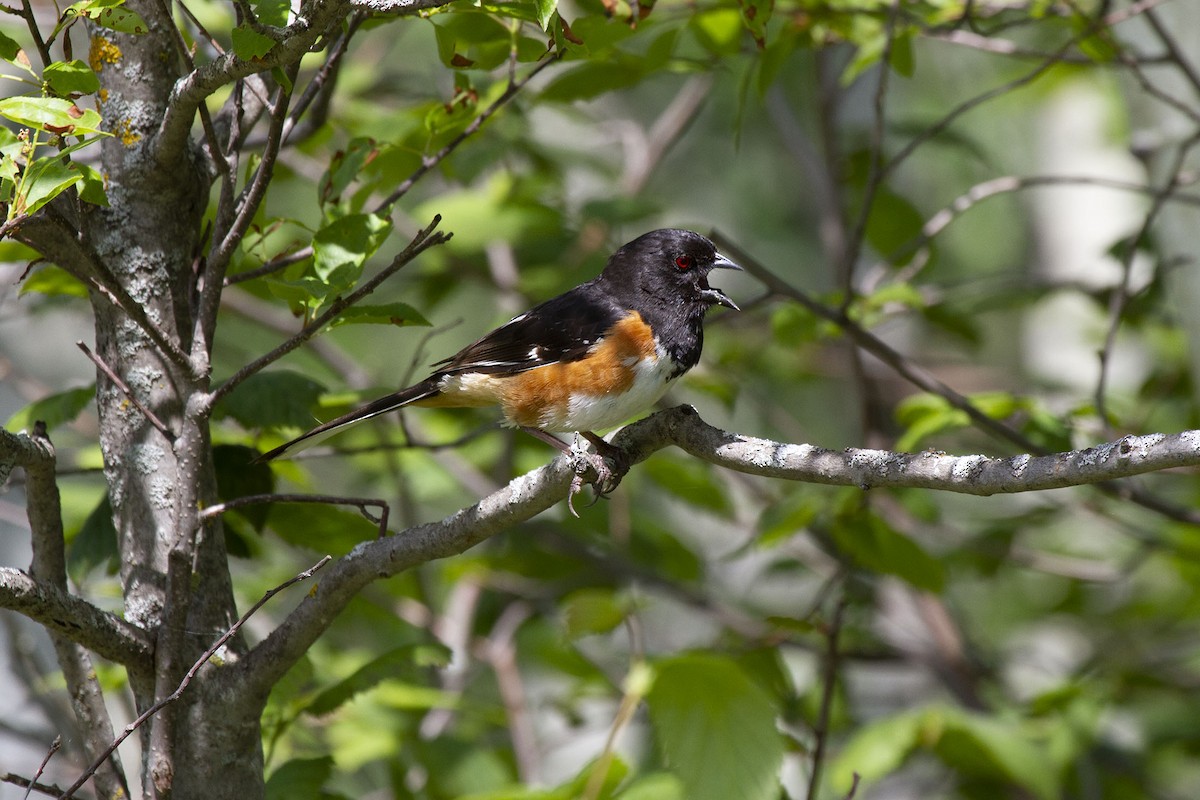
[599,229,742,312]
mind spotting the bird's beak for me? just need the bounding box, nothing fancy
[701,251,742,310]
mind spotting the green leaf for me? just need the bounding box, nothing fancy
[616,772,685,800]
[76,161,109,207]
[690,8,744,56]
[325,302,431,329]
[307,647,451,716]
[833,707,1060,799]
[894,393,969,451]
[0,30,21,62]
[58,0,147,35]
[0,97,104,134]
[69,492,119,578]
[319,138,378,207]
[17,157,82,216]
[540,61,647,102]
[888,29,915,76]
[756,491,822,547]
[212,445,275,534]
[214,370,326,430]
[646,654,783,800]
[43,60,100,97]
[89,4,149,34]
[311,212,393,294]
[265,756,334,800]
[252,0,291,26]
[935,713,1059,800]
[267,502,379,555]
[534,0,558,29]
[19,265,88,298]
[864,187,926,266]
[6,385,94,432]
[232,25,278,60]
[432,13,513,71]
[830,510,945,592]
[562,588,630,638]
[830,709,924,794]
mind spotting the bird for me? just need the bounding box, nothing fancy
[256,228,741,510]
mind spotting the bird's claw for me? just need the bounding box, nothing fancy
[566,439,626,517]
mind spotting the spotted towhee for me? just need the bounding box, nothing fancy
[258,228,740,505]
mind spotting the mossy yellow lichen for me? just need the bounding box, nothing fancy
[116,119,141,147]
[89,37,121,72]
[98,88,109,104]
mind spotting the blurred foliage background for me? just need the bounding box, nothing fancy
[5,0,1200,798]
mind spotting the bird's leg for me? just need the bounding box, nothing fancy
[579,431,629,492]
[518,427,625,517]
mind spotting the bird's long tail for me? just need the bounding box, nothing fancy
[255,379,442,462]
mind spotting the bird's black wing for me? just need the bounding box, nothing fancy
[433,283,623,376]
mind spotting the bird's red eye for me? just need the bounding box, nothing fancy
[675,255,694,270]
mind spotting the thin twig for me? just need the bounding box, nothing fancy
[201,493,391,538]
[18,0,51,68]
[76,341,175,441]
[38,207,195,375]
[884,173,1200,284]
[196,65,298,356]
[0,773,63,800]
[841,0,900,306]
[279,12,365,144]
[208,216,451,405]
[806,596,847,800]
[22,736,60,800]
[57,556,333,800]
[1095,132,1200,430]
[708,232,1200,526]
[1143,7,1200,96]
[226,55,557,286]
[224,248,310,286]
[373,54,561,213]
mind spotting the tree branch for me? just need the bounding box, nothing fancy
[207,215,451,406]
[57,556,332,800]
[155,0,459,166]
[0,567,154,669]
[154,0,353,166]
[232,407,1200,700]
[23,424,129,799]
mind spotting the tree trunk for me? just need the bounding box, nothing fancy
[19,3,264,796]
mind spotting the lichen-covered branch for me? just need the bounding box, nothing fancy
[0,568,154,668]
[232,407,1200,700]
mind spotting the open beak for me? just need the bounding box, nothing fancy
[701,251,742,311]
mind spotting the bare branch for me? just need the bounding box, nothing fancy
[76,342,175,441]
[0,772,64,800]
[0,567,154,668]
[23,424,129,800]
[617,408,1200,498]
[1096,132,1200,430]
[195,68,298,359]
[233,407,1200,699]
[23,736,60,800]
[154,0,353,165]
[373,55,561,212]
[57,556,333,800]
[806,596,847,800]
[155,0,460,166]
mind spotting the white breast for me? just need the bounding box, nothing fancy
[549,346,679,433]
